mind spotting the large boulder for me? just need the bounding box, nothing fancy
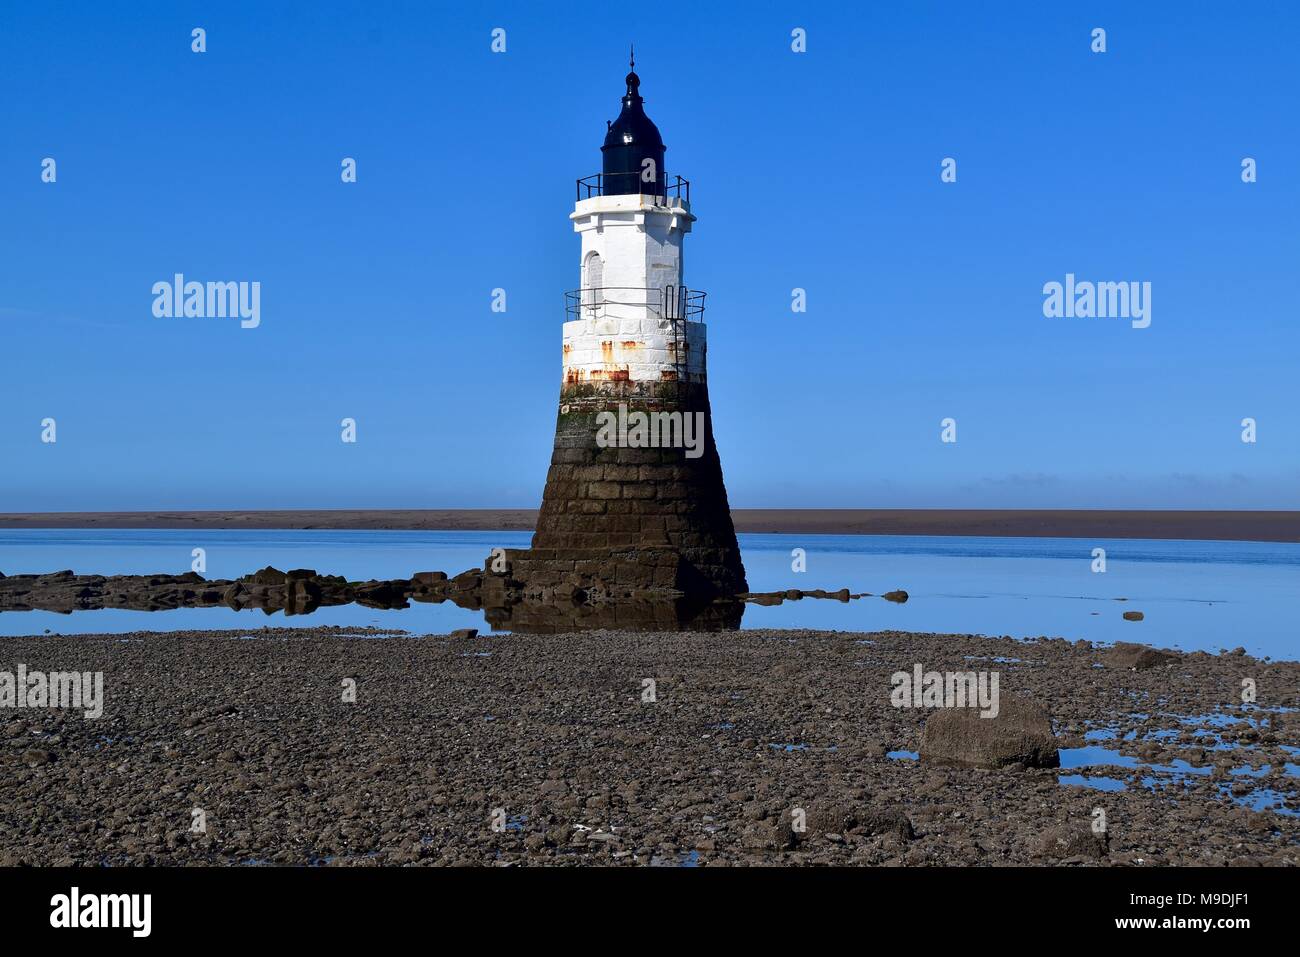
[742,815,797,851]
[920,693,1059,769]
[353,580,409,607]
[1106,642,1175,670]
[1036,822,1108,860]
[286,577,321,607]
[804,803,913,841]
[247,566,287,585]
[450,569,483,592]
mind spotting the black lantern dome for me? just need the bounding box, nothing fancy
[600,48,666,196]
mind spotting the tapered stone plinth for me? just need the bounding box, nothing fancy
[518,378,746,598]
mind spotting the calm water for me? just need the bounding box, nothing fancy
[1,529,1297,659]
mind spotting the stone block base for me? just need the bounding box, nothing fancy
[530,380,747,597]
[488,545,728,602]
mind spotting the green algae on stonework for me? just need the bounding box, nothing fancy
[555,403,709,430]
[557,380,707,402]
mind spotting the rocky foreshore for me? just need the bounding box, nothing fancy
[0,567,482,616]
[0,625,1295,866]
[0,567,912,634]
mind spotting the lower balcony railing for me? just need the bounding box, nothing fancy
[564,286,706,323]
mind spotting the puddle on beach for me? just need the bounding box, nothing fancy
[1059,774,1128,793]
[650,849,700,867]
[879,705,1298,817]
[1057,706,1299,816]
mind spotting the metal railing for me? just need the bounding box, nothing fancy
[576,172,690,205]
[564,285,706,323]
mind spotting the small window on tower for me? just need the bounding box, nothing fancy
[622,133,633,144]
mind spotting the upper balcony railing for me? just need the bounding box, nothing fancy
[576,172,690,205]
[564,285,706,323]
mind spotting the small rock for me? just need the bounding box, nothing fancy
[743,816,796,851]
[22,748,55,766]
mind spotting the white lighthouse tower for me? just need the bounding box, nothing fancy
[561,52,706,388]
[517,53,747,602]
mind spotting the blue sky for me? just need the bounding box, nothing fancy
[2,1,1296,510]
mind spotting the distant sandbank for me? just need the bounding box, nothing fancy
[0,509,1296,542]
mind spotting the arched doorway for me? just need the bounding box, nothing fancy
[583,252,603,317]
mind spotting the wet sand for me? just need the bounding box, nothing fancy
[1,509,1297,541]
[1,626,1294,866]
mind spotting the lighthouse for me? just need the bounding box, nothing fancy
[496,55,747,607]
